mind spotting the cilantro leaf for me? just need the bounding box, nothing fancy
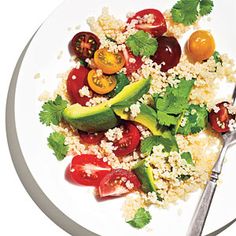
[155,79,195,127]
[127,208,152,229]
[126,30,158,57]
[47,132,69,161]
[171,0,214,26]
[176,104,208,135]
[167,79,195,99]
[141,135,178,155]
[181,152,194,165]
[213,51,222,64]
[39,95,68,126]
[105,35,117,43]
[157,111,179,126]
[108,73,130,98]
[171,0,199,26]
[199,0,214,16]
[156,94,189,115]
[177,174,191,181]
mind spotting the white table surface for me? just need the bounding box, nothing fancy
[0,0,235,235]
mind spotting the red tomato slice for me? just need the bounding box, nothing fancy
[66,67,92,106]
[123,47,143,75]
[127,9,167,37]
[114,122,141,157]
[209,102,234,133]
[79,131,105,145]
[69,155,112,186]
[98,169,141,198]
[65,165,77,184]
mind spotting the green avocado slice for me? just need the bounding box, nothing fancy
[132,160,162,201]
[113,103,162,136]
[63,78,150,132]
[63,103,119,132]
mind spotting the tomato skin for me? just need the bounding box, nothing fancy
[123,47,143,75]
[114,122,141,157]
[79,131,105,145]
[98,169,141,198]
[127,9,167,37]
[209,102,234,133]
[66,67,92,106]
[87,69,117,94]
[69,155,112,186]
[94,48,125,74]
[151,36,181,72]
[65,165,78,185]
[187,30,215,62]
[69,32,100,60]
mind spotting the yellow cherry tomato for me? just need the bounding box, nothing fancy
[94,48,125,74]
[87,69,117,95]
[187,30,215,62]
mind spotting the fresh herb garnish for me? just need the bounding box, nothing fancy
[105,35,117,43]
[155,79,195,126]
[39,95,68,126]
[181,152,194,165]
[47,132,69,161]
[108,73,130,98]
[126,30,158,57]
[176,104,208,135]
[177,174,191,181]
[171,0,214,26]
[127,208,152,229]
[213,51,222,64]
[141,135,178,155]
[156,111,179,126]
[156,93,189,115]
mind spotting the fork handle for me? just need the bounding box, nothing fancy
[187,178,217,236]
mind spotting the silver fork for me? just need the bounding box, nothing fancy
[187,86,236,236]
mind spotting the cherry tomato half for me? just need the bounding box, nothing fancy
[98,169,141,198]
[69,154,112,186]
[151,36,181,72]
[127,9,167,37]
[94,48,125,74]
[79,131,105,145]
[66,67,92,105]
[69,32,100,60]
[187,30,215,62]
[114,122,141,157]
[123,47,143,75]
[87,69,117,94]
[209,102,234,133]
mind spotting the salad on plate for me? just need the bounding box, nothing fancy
[38,0,236,229]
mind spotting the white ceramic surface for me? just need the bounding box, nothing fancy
[14,0,236,235]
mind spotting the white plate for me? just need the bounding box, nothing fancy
[12,0,236,235]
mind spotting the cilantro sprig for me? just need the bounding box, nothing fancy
[126,30,158,57]
[141,135,178,155]
[127,208,152,229]
[176,104,208,135]
[47,132,69,161]
[171,0,214,26]
[155,79,195,126]
[39,95,68,126]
